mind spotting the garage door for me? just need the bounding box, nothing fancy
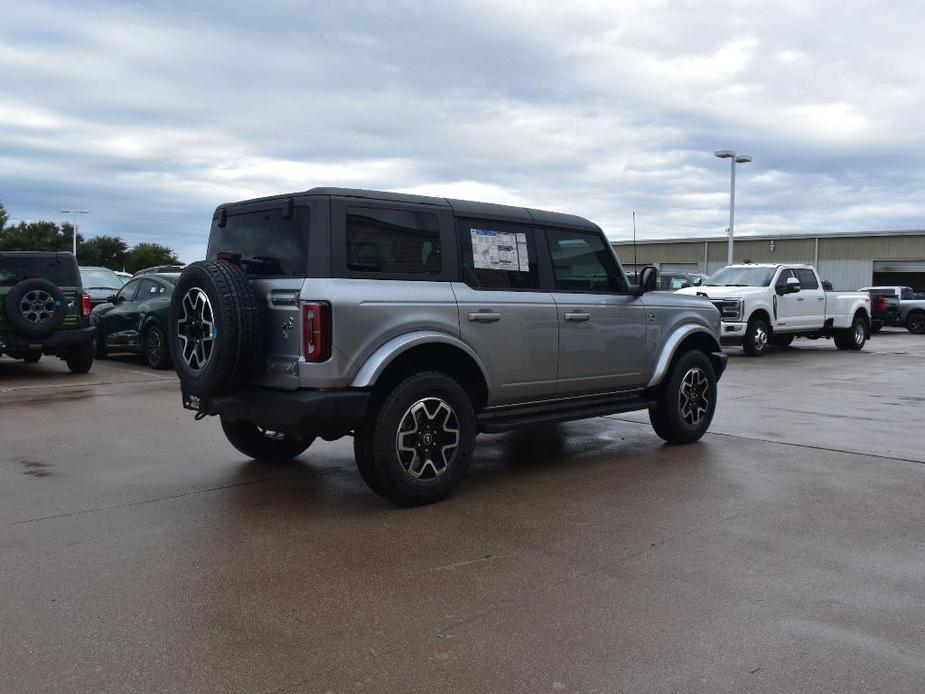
[660,263,702,273]
[873,260,925,292]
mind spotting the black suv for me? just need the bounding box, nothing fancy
[0,251,96,372]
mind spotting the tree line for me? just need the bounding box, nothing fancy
[0,199,181,274]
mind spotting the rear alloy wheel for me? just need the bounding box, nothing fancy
[835,315,867,351]
[649,350,717,444]
[907,312,925,335]
[220,417,314,462]
[143,325,172,370]
[742,316,770,357]
[355,372,476,506]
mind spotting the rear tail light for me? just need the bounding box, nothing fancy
[303,302,331,362]
[80,293,92,317]
[875,295,886,311]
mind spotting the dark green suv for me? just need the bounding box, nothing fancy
[0,251,96,373]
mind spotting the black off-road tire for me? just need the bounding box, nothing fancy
[742,316,770,357]
[143,324,172,370]
[835,314,867,350]
[220,417,315,462]
[354,372,477,506]
[168,260,263,397]
[771,334,794,348]
[22,351,42,363]
[907,312,925,335]
[4,278,68,339]
[649,350,717,445]
[65,338,95,374]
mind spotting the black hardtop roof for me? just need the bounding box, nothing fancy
[217,187,601,232]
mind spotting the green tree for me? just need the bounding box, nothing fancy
[0,199,7,232]
[125,242,181,273]
[79,235,129,269]
[0,220,83,252]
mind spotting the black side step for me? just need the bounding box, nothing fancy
[477,391,655,433]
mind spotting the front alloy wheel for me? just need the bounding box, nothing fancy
[679,367,711,427]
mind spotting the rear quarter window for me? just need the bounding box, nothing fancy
[207,207,309,277]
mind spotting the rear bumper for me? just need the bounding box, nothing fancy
[182,384,370,437]
[0,326,95,353]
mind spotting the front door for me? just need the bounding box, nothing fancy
[543,228,647,394]
[102,279,141,348]
[454,219,558,405]
[774,269,803,330]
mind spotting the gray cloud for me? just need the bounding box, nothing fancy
[1,0,923,261]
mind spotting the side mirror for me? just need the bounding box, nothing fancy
[634,266,659,295]
[106,294,118,303]
[822,280,833,291]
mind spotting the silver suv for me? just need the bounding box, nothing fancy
[169,188,727,505]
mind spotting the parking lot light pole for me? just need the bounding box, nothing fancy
[714,150,751,266]
[60,208,90,258]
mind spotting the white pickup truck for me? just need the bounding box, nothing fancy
[677,264,871,356]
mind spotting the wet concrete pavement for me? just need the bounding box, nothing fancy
[1,332,923,693]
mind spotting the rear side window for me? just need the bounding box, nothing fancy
[208,207,308,277]
[0,254,79,287]
[345,207,441,275]
[546,229,626,292]
[459,220,539,290]
[795,269,818,289]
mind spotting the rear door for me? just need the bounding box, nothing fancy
[794,268,825,326]
[454,219,558,404]
[542,227,647,394]
[206,199,316,389]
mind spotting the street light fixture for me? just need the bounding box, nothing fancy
[714,150,751,265]
[60,208,90,258]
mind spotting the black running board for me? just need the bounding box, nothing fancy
[477,391,655,433]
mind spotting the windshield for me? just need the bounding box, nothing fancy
[705,267,776,287]
[80,266,123,289]
[0,254,80,287]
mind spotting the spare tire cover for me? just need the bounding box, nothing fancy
[168,260,264,398]
[4,278,68,338]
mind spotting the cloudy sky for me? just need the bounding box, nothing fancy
[2,0,923,261]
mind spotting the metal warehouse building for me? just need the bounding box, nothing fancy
[614,229,925,292]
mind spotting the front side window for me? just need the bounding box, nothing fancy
[795,269,818,289]
[345,207,441,275]
[117,280,140,302]
[459,220,538,290]
[546,229,625,292]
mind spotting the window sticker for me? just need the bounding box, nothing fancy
[470,228,530,272]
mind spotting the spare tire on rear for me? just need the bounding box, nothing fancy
[4,278,68,338]
[168,260,264,397]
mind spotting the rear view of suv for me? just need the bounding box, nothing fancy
[169,188,726,505]
[0,251,96,372]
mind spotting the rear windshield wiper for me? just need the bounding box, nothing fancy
[239,256,284,274]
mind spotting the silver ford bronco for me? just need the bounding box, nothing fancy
[169,188,727,506]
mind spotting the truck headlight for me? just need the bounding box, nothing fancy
[711,298,743,321]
